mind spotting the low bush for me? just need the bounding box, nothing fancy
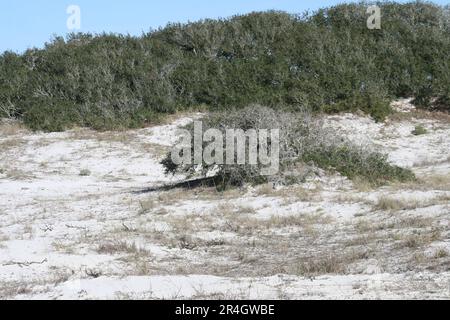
[411,125,428,136]
[162,106,415,188]
[162,105,310,187]
[302,144,415,185]
[79,169,91,177]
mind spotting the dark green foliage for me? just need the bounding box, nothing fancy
[411,124,428,135]
[1,2,449,131]
[302,145,416,185]
[23,98,81,132]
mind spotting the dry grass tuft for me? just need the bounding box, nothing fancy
[1,168,35,180]
[374,192,450,212]
[69,128,136,143]
[0,120,26,136]
[352,177,375,192]
[265,213,332,229]
[97,241,149,256]
[393,173,450,191]
[396,230,442,249]
[433,248,449,259]
[0,282,32,299]
[290,251,368,277]
[0,137,25,151]
[374,196,421,211]
[388,109,450,123]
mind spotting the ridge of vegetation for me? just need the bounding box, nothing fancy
[0,2,449,131]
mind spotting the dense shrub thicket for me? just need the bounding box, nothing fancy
[161,106,415,188]
[0,1,449,131]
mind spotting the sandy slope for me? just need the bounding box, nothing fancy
[0,103,449,300]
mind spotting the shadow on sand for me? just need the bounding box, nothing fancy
[132,176,222,194]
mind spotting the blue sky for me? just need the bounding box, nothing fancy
[1,0,448,53]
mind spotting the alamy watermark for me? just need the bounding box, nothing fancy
[67,5,81,31]
[64,4,379,32]
[367,5,381,29]
[171,121,280,176]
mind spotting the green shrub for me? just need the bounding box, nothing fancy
[23,99,81,132]
[302,145,415,185]
[79,169,91,177]
[412,125,428,136]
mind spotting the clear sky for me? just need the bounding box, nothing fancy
[1,0,448,53]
